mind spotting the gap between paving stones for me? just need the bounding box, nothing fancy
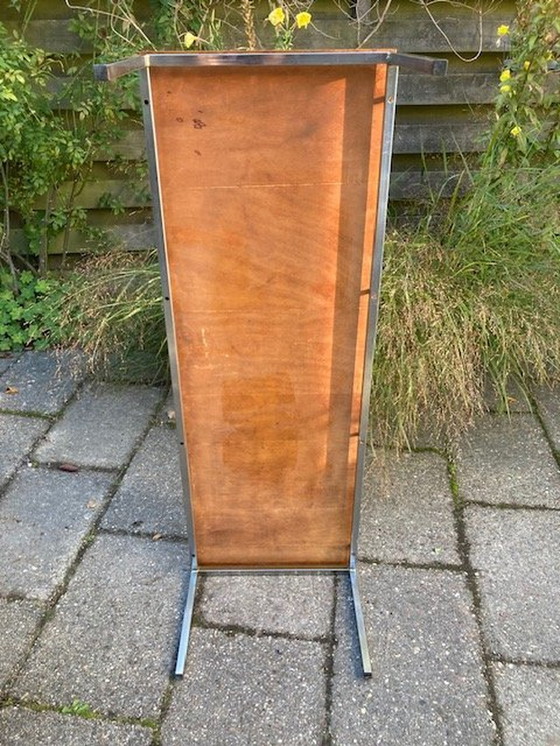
[0,408,52,420]
[531,389,560,469]
[491,657,560,670]
[98,526,189,545]
[322,575,339,746]
[467,500,560,512]
[151,682,176,746]
[0,706,155,746]
[0,385,171,717]
[0,696,160,731]
[144,573,207,746]
[0,466,115,695]
[357,556,465,572]
[448,456,505,746]
[192,619,332,645]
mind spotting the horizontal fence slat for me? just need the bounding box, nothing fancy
[398,72,499,105]
[38,168,474,212]
[49,71,501,107]
[394,121,488,154]
[15,168,476,254]
[390,169,473,199]
[35,180,148,210]
[9,224,156,255]
[101,121,489,161]
[305,18,513,54]
[13,10,514,55]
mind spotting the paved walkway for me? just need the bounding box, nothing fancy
[0,350,559,745]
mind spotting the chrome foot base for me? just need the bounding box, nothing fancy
[173,565,372,678]
[174,563,198,677]
[349,565,372,677]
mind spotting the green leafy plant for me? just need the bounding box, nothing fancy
[0,22,92,276]
[486,0,560,169]
[0,269,66,351]
[60,699,98,719]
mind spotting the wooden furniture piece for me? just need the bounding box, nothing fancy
[95,51,446,677]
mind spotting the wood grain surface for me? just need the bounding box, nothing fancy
[149,61,387,567]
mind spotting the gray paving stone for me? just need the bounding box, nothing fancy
[465,507,560,662]
[0,352,19,376]
[456,414,560,507]
[102,425,186,537]
[0,600,43,689]
[0,467,113,601]
[359,452,460,565]
[35,383,164,469]
[13,533,189,720]
[331,564,495,746]
[492,663,560,746]
[161,628,326,745]
[201,574,334,637]
[0,707,153,745]
[533,384,560,452]
[0,414,49,489]
[0,351,83,415]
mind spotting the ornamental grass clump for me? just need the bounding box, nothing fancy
[371,0,560,449]
[60,250,167,383]
[372,165,560,449]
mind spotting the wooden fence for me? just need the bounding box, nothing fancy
[1,0,516,257]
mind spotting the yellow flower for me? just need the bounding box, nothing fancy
[510,125,522,137]
[497,24,510,37]
[295,12,312,29]
[500,84,512,93]
[268,7,286,26]
[183,31,197,49]
[523,60,531,71]
[499,69,511,82]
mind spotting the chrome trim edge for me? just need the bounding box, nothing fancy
[174,562,199,677]
[95,51,446,80]
[350,66,399,561]
[349,562,373,677]
[139,70,198,562]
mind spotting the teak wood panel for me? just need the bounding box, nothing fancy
[149,64,387,567]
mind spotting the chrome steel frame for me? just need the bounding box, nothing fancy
[95,51,447,81]
[122,53,443,679]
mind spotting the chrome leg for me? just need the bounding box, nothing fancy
[174,564,198,677]
[349,564,372,678]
